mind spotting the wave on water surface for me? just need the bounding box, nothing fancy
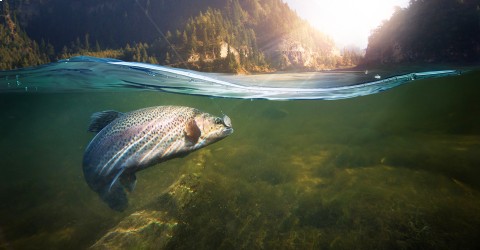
[0,56,461,100]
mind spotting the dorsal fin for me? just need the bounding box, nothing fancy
[88,110,123,132]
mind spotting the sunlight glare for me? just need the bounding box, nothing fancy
[283,0,410,48]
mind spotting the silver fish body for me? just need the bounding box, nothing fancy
[83,106,233,211]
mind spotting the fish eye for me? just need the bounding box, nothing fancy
[214,117,222,124]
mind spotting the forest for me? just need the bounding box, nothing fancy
[3,0,477,71]
[0,0,362,72]
[363,0,480,65]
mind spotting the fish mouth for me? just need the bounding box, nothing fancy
[224,127,234,135]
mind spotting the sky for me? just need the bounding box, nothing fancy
[282,0,410,49]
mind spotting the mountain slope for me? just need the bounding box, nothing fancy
[0,1,50,70]
[364,0,480,65]
[6,0,359,71]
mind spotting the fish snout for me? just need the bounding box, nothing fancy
[222,115,232,128]
[224,126,234,135]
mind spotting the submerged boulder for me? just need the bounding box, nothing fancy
[90,150,210,249]
[90,210,178,250]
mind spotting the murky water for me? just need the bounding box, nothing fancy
[0,63,479,249]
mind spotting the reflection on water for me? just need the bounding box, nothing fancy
[0,70,479,249]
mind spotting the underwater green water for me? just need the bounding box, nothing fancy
[1,70,480,249]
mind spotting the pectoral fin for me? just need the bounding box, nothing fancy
[100,170,135,212]
[108,166,126,192]
[108,167,137,193]
[184,119,201,145]
[120,173,137,192]
[100,182,128,212]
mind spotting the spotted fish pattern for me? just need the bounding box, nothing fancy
[83,106,233,211]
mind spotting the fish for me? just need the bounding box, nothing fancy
[82,106,233,211]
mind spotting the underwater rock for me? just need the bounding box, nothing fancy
[90,173,201,249]
[90,150,209,249]
[90,210,178,250]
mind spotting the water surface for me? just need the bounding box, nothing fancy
[0,58,479,249]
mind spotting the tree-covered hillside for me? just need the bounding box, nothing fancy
[0,1,51,70]
[364,0,480,65]
[1,0,361,72]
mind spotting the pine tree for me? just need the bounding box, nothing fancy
[84,33,90,51]
[95,40,101,52]
[165,52,171,64]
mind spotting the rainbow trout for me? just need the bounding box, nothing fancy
[83,106,233,211]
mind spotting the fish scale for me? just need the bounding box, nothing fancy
[83,105,233,211]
